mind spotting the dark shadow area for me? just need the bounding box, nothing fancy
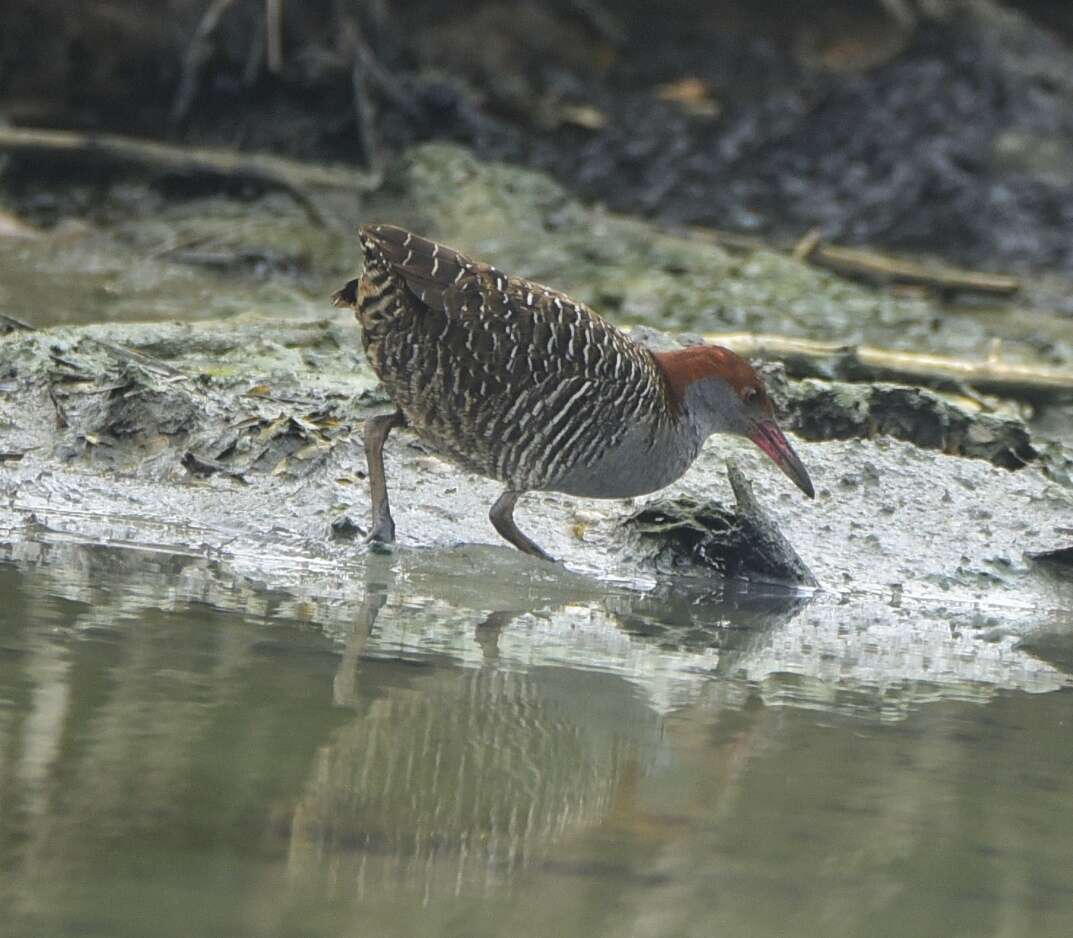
[4,1,1073,272]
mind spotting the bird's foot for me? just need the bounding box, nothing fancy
[365,510,396,550]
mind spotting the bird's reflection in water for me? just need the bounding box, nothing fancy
[286,548,810,902]
[6,544,1072,937]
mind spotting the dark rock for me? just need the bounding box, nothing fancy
[330,515,366,541]
[181,450,248,483]
[758,362,1039,469]
[1030,545,1073,570]
[628,461,817,587]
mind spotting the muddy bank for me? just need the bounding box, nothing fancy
[4,295,1073,718]
[5,533,1071,735]
[1,138,1071,597]
[2,313,1072,611]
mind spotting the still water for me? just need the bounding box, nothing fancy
[2,541,1073,938]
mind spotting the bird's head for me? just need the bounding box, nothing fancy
[653,345,814,498]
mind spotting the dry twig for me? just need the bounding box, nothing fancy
[265,0,284,73]
[802,242,1021,297]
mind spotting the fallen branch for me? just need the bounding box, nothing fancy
[703,332,1073,400]
[802,241,1021,297]
[684,225,1021,297]
[0,127,379,226]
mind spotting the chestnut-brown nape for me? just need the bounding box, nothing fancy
[652,345,761,407]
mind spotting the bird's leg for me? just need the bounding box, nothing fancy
[363,409,406,544]
[489,490,555,562]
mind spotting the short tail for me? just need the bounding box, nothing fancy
[358,223,479,308]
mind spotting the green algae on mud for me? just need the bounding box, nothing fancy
[5,139,1073,370]
[364,144,1073,363]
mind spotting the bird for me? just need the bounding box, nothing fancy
[333,224,814,562]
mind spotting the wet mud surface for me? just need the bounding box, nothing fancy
[2,312,1072,615]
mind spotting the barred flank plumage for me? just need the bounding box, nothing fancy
[343,224,677,492]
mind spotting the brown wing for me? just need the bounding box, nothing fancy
[353,224,672,488]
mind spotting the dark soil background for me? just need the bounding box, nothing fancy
[3,0,1073,273]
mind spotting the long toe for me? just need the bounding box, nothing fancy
[534,546,557,564]
[366,539,395,555]
[365,515,396,546]
[517,540,557,564]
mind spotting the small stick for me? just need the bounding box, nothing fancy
[351,56,378,168]
[0,313,34,333]
[792,227,823,261]
[345,16,421,120]
[265,0,284,73]
[171,0,239,126]
[565,0,627,45]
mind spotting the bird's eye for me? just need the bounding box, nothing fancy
[741,386,756,402]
